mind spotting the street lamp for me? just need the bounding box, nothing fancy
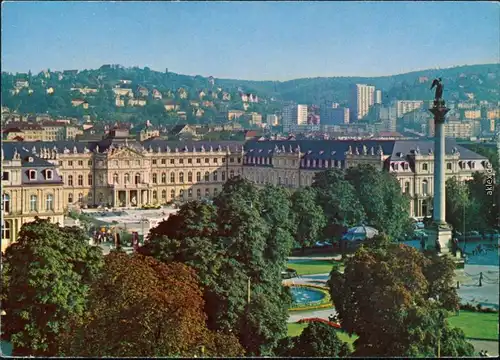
[463,203,466,253]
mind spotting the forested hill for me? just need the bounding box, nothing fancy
[217,63,499,105]
[1,63,498,123]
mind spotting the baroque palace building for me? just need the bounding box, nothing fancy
[1,128,493,252]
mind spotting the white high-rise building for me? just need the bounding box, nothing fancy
[350,84,375,122]
[283,104,308,131]
[395,100,424,118]
[375,90,382,105]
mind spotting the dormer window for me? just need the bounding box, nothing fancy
[403,163,409,170]
[446,163,452,171]
[422,163,428,171]
[29,170,37,180]
[394,163,399,171]
[470,161,475,169]
[46,170,53,180]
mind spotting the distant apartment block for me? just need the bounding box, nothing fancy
[395,100,424,118]
[464,109,481,120]
[283,104,308,132]
[487,109,500,120]
[350,84,375,121]
[266,114,279,126]
[445,119,473,139]
[320,102,349,126]
[376,106,397,133]
[375,90,382,105]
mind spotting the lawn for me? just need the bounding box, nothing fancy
[287,323,358,345]
[447,311,499,340]
[287,260,343,276]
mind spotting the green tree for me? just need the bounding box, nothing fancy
[328,243,468,357]
[312,169,366,239]
[445,177,470,232]
[466,172,496,229]
[291,186,326,252]
[277,322,352,357]
[345,164,411,239]
[140,178,293,356]
[1,218,104,356]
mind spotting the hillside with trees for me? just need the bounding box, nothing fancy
[1,63,498,124]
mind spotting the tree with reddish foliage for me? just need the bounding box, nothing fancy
[58,252,243,357]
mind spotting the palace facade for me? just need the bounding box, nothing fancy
[1,129,493,252]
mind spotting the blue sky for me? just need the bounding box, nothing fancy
[1,1,499,80]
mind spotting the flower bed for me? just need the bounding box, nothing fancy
[297,317,342,329]
[460,303,499,313]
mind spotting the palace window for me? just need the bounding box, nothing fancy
[446,163,452,170]
[470,161,475,169]
[46,194,53,211]
[30,195,38,211]
[237,158,241,164]
[68,193,73,203]
[213,158,218,163]
[394,163,399,171]
[196,172,201,181]
[2,220,11,240]
[78,175,83,186]
[197,158,201,164]
[3,194,10,213]
[88,174,93,186]
[161,159,166,165]
[153,191,157,200]
[188,158,192,164]
[135,173,141,184]
[204,172,210,182]
[422,163,428,171]
[404,182,410,194]
[170,189,175,199]
[197,189,201,198]
[46,170,53,180]
[162,190,167,199]
[68,161,73,166]
[2,171,9,181]
[179,189,185,198]
[29,170,37,180]
[230,158,235,163]
[188,189,193,198]
[222,157,226,163]
[152,159,157,165]
[179,172,184,183]
[422,180,429,196]
[152,174,157,183]
[179,159,184,164]
[161,172,166,184]
[68,175,73,186]
[213,171,218,181]
[78,193,83,203]
[124,173,130,184]
[222,171,226,181]
[88,160,92,166]
[113,173,119,184]
[170,159,175,165]
[205,158,209,163]
[205,188,210,197]
[170,172,175,183]
[188,172,193,182]
[78,160,83,166]
[229,170,234,178]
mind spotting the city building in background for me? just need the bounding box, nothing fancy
[282,103,308,132]
[350,84,375,122]
[320,101,350,126]
[395,100,424,118]
[375,89,382,105]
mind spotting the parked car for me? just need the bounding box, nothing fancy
[481,229,500,241]
[457,231,483,242]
